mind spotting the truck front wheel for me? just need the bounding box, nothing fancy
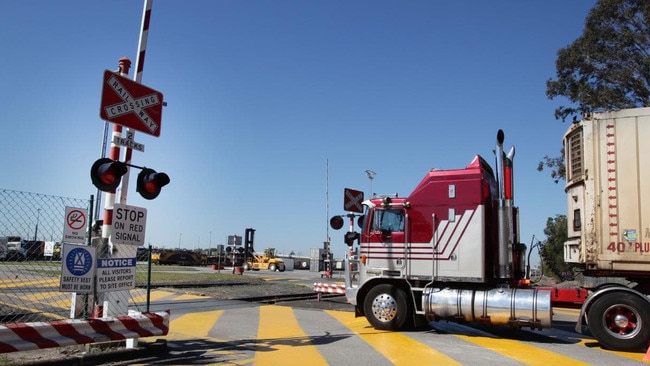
[587,292,650,351]
[363,284,409,331]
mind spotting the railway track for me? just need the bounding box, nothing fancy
[239,292,344,304]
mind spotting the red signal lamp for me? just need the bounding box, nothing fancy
[90,158,128,192]
[344,231,360,247]
[136,168,170,200]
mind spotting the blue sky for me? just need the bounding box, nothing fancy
[0,1,596,262]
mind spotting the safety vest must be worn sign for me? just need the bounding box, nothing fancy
[112,203,147,246]
[60,243,95,293]
[59,243,137,293]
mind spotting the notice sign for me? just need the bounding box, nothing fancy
[60,243,96,293]
[97,257,136,292]
[112,203,147,246]
[63,206,88,244]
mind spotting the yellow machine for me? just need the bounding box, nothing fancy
[151,249,207,266]
[246,248,286,272]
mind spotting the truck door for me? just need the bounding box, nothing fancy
[368,208,407,271]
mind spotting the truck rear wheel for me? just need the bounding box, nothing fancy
[587,292,650,351]
[269,263,277,272]
[364,284,409,331]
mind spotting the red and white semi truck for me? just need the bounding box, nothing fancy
[334,107,650,351]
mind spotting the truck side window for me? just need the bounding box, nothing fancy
[372,209,404,232]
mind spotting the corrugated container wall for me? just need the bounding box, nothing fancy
[564,107,650,273]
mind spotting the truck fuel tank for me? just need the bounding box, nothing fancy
[423,287,552,329]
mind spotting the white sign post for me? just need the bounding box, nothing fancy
[112,203,147,246]
[63,206,88,244]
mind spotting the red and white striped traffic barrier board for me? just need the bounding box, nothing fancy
[0,310,169,354]
[313,282,346,294]
[313,282,346,299]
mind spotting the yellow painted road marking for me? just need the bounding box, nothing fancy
[172,293,208,301]
[166,310,224,341]
[553,308,580,316]
[0,278,58,288]
[575,338,646,362]
[131,289,178,303]
[326,310,462,365]
[20,291,70,309]
[256,305,328,365]
[455,333,590,366]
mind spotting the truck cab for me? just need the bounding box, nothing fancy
[0,236,26,261]
[340,131,550,333]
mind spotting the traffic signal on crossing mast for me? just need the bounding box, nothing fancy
[136,168,170,200]
[245,228,255,253]
[344,231,360,247]
[90,158,128,192]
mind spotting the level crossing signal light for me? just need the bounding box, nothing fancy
[244,228,255,253]
[137,168,170,200]
[90,158,170,200]
[344,231,360,247]
[90,158,128,192]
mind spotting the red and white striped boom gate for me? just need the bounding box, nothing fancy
[313,282,346,301]
[0,310,169,354]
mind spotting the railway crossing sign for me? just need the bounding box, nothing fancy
[100,70,163,137]
[344,188,364,213]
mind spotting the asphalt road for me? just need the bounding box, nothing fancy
[4,268,650,365]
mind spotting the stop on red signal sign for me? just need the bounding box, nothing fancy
[344,188,364,213]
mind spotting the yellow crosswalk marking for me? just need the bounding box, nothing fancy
[130,289,177,303]
[0,279,58,288]
[454,333,590,366]
[256,305,328,365]
[172,293,208,301]
[326,310,462,365]
[575,338,645,362]
[166,310,224,341]
[553,308,580,316]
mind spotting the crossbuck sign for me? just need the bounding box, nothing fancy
[344,188,364,213]
[100,70,164,137]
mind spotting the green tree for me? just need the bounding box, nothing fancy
[546,0,650,121]
[540,0,650,181]
[539,215,574,280]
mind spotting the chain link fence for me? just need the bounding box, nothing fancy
[0,189,150,325]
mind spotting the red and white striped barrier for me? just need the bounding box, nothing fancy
[313,282,346,295]
[0,310,169,354]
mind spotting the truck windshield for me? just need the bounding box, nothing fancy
[372,209,404,232]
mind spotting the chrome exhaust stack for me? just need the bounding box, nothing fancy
[495,130,513,278]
